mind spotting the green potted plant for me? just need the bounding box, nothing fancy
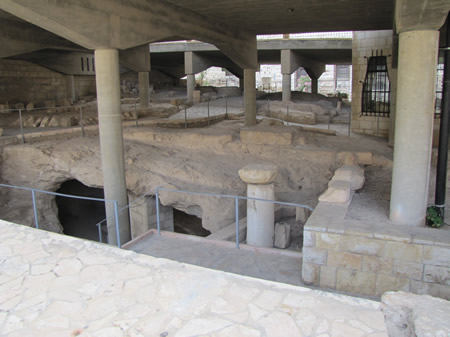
[426,206,444,228]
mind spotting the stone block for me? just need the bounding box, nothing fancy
[302,247,328,265]
[316,233,340,250]
[385,242,423,263]
[274,222,291,249]
[302,262,320,286]
[318,180,351,204]
[303,231,315,247]
[375,274,410,297]
[363,256,393,275]
[240,129,293,146]
[340,235,385,257]
[328,251,363,270]
[331,165,365,191]
[336,269,376,296]
[26,103,34,111]
[422,246,450,267]
[423,265,450,285]
[295,207,310,223]
[393,261,423,281]
[238,164,277,184]
[60,116,77,128]
[355,152,373,165]
[320,266,337,289]
[14,103,25,110]
[337,152,357,165]
[410,280,450,300]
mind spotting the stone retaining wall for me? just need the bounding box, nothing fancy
[302,198,450,300]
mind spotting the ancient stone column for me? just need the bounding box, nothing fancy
[239,164,277,248]
[95,48,131,245]
[390,30,439,226]
[138,71,150,108]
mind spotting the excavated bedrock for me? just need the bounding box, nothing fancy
[0,119,391,235]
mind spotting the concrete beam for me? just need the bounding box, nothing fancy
[0,0,257,69]
[19,51,96,75]
[119,44,151,72]
[303,61,326,81]
[0,14,81,58]
[281,50,302,75]
[395,0,450,32]
[184,51,212,75]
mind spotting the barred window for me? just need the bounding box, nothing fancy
[361,55,390,117]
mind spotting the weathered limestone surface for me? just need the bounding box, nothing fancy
[318,180,352,204]
[381,291,450,337]
[238,163,277,184]
[0,220,389,337]
[332,165,365,191]
[274,222,291,249]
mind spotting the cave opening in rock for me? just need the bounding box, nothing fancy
[55,179,106,241]
[173,209,210,237]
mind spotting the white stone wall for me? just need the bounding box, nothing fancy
[352,30,394,138]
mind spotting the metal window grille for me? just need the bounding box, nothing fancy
[435,62,444,116]
[361,52,390,117]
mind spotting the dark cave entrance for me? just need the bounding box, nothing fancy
[173,208,210,237]
[55,179,106,241]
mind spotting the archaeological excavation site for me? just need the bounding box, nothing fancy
[1,1,450,336]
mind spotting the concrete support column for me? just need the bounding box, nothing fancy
[388,69,398,146]
[244,69,256,126]
[311,77,318,94]
[66,75,76,103]
[239,164,277,248]
[94,48,131,245]
[138,71,150,108]
[186,74,195,103]
[282,74,291,102]
[390,30,439,226]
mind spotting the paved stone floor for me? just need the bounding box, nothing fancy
[126,231,303,286]
[0,220,388,337]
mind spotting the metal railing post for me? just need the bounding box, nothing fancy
[235,197,239,249]
[267,98,270,114]
[155,188,161,235]
[31,190,39,229]
[79,106,85,138]
[18,109,25,143]
[184,105,187,129]
[225,95,228,119]
[113,201,121,248]
[97,223,103,243]
[207,100,210,126]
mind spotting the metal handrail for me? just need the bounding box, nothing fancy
[0,182,121,247]
[154,186,313,249]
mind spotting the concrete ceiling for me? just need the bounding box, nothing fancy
[164,0,395,34]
